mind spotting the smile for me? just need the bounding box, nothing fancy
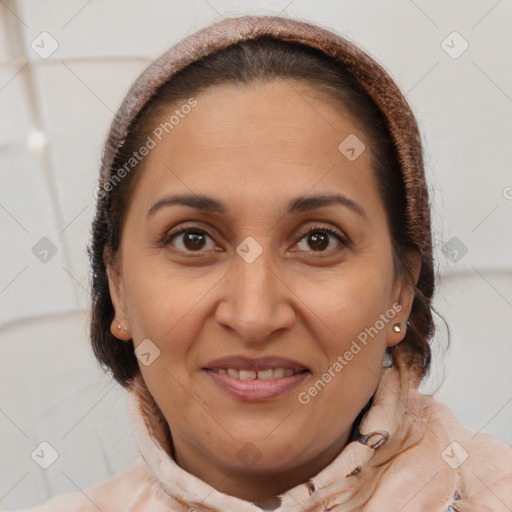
[202,368,310,401]
[211,368,304,379]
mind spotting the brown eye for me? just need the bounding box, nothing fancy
[307,231,329,251]
[181,230,208,251]
[295,226,347,253]
[162,227,215,252]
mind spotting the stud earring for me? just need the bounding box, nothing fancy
[392,323,402,333]
[117,324,128,331]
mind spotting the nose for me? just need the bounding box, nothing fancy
[214,244,296,344]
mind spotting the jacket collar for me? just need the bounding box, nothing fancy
[127,362,427,511]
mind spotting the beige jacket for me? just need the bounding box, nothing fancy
[10,365,512,511]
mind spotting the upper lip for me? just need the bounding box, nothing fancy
[203,356,309,372]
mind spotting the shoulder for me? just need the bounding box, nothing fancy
[366,389,512,511]
[424,392,512,507]
[4,458,157,512]
[423,391,512,464]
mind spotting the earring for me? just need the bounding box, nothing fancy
[392,323,402,333]
[117,323,128,331]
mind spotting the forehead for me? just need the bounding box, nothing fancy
[128,79,382,219]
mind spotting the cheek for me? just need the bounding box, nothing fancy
[297,262,393,341]
[122,258,205,340]
[299,269,390,423]
[123,261,204,414]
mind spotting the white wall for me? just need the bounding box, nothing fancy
[1,0,511,509]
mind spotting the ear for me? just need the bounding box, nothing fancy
[387,249,422,347]
[106,261,131,341]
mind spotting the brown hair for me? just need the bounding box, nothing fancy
[88,35,436,388]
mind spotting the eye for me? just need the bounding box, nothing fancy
[160,226,216,253]
[294,224,348,253]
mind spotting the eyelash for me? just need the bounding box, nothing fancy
[158,223,348,254]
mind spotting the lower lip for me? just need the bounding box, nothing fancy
[202,369,310,401]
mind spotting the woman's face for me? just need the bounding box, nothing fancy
[107,79,417,496]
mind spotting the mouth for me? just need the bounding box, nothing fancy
[202,356,311,401]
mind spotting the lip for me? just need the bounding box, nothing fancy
[202,368,310,401]
[203,355,309,372]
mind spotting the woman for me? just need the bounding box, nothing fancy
[14,14,512,512]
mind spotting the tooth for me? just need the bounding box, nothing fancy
[257,369,274,380]
[239,370,257,380]
[221,368,298,379]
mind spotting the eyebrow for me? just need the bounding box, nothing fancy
[147,192,367,219]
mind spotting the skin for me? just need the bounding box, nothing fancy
[107,79,421,504]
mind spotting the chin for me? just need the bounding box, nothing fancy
[210,432,313,473]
